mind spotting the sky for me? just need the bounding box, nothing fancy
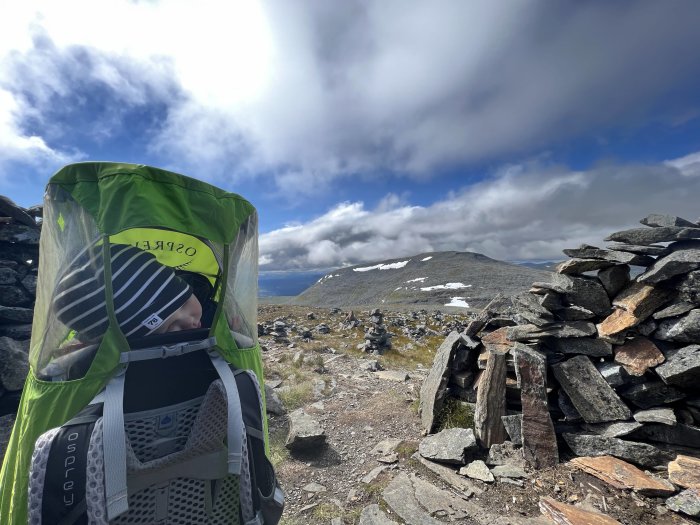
[1,1,700,272]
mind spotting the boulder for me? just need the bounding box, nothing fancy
[285,409,326,450]
[418,427,477,465]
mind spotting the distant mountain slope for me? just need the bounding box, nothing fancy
[291,251,553,310]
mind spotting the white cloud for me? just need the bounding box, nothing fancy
[259,159,700,270]
[2,1,700,192]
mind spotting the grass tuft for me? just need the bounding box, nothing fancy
[435,397,475,431]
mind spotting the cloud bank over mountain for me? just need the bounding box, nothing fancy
[259,158,700,270]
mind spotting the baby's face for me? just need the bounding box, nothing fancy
[155,294,203,333]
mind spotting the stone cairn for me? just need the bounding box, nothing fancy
[0,197,41,455]
[363,308,392,355]
[420,214,700,518]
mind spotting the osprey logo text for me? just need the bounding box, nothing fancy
[63,432,79,506]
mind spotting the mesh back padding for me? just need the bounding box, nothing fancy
[85,380,242,524]
[124,396,203,463]
[28,427,61,525]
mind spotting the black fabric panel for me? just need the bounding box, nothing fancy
[41,419,95,525]
[123,349,217,412]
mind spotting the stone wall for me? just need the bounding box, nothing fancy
[422,213,700,471]
[0,196,41,456]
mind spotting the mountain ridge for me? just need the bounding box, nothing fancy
[290,250,554,310]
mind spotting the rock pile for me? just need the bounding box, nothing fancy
[420,214,700,519]
[0,197,41,452]
[363,308,392,355]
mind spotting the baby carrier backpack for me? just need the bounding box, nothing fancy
[0,162,284,524]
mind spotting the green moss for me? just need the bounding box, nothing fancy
[435,398,474,431]
[311,503,343,521]
[268,426,289,468]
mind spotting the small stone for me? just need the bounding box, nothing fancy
[490,464,528,479]
[378,453,399,464]
[486,441,525,467]
[634,408,676,426]
[361,465,388,484]
[614,337,665,376]
[666,489,700,518]
[264,384,287,416]
[371,438,403,455]
[302,482,327,493]
[668,455,700,489]
[376,370,409,382]
[459,460,494,483]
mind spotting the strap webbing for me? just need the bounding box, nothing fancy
[119,337,217,363]
[103,369,129,520]
[207,351,245,475]
[127,448,228,495]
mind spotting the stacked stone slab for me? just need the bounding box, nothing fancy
[0,197,41,461]
[424,214,700,473]
[363,308,392,355]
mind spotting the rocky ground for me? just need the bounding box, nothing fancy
[260,304,699,525]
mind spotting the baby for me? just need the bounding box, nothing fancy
[53,244,202,341]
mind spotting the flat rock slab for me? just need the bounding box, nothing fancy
[418,427,477,465]
[362,465,389,484]
[410,473,474,520]
[514,344,558,469]
[546,337,612,357]
[419,331,462,434]
[620,381,685,409]
[633,408,676,426]
[655,345,700,388]
[570,455,676,497]
[475,348,507,447]
[551,355,631,423]
[640,214,697,228]
[605,226,700,245]
[376,370,410,382]
[605,242,667,256]
[638,248,700,284]
[359,504,400,525]
[413,453,481,496]
[581,421,642,438]
[382,473,445,525]
[629,423,700,448]
[666,489,700,518]
[563,433,672,468]
[613,337,665,376]
[285,409,326,451]
[597,282,674,337]
[653,300,696,320]
[507,322,596,342]
[656,309,700,343]
[562,244,654,266]
[669,455,700,489]
[539,496,621,525]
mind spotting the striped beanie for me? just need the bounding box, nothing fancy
[53,244,192,341]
